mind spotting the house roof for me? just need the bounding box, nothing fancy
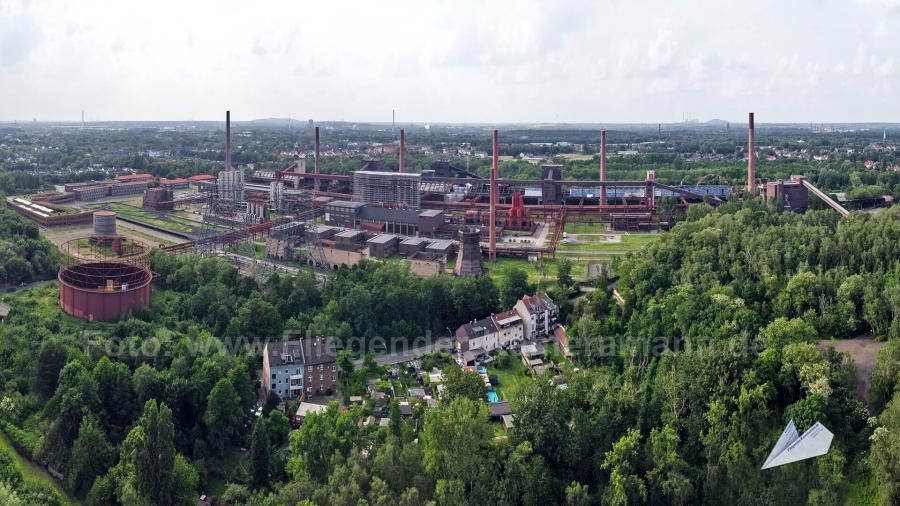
[115,173,154,181]
[265,337,337,367]
[327,200,367,210]
[295,402,328,418]
[493,309,522,328]
[488,401,512,418]
[518,292,558,315]
[457,316,498,340]
[159,177,189,185]
[188,174,216,181]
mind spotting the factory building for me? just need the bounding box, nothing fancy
[218,169,246,202]
[352,171,421,209]
[115,173,155,184]
[63,180,147,201]
[367,234,400,258]
[765,179,810,213]
[159,178,189,190]
[324,200,445,236]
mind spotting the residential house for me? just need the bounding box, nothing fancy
[514,293,559,339]
[262,337,339,401]
[455,316,499,355]
[491,309,524,348]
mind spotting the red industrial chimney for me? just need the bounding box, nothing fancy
[747,112,755,195]
[489,130,498,262]
[399,129,405,173]
[599,130,607,206]
[314,126,320,191]
[225,110,232,171]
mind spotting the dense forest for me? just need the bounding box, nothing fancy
[0,207,57,286]
[0,200,897,504]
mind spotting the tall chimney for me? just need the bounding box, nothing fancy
[314,126,320,191]
[490,130,499,262]
[399,129,405,173]
[599,130,607,206]
[747,112,755,195]
[225,110,232,171]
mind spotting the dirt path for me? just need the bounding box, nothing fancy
[820,333,886,413]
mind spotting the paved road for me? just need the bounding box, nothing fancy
[353,339,454,367]
[557,249,631,255]
[2,279,56,295]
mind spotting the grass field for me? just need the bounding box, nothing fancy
[557,232,659,252]
[89,203,213,236]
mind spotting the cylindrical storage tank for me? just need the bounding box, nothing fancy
[59,262,152,321]
[93,211,117,237]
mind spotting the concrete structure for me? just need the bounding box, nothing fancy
[93,211,117,237]
[333,229,366,250]
[400,237,428,256]
[261,337,338,400]
[218,169,245,202]
[401,254,445,276]
[453,227,484,277]
[489,129,498,261]
[58,237,152,322]
[764,179,809,213]
[225,110,232,170]
[143,187,174,211]
[353,171,421,209]
[514,293,560,339]
[747,112,755,195]
[324,200,367,228]
[367,234,400,258]
[600,130,608,206]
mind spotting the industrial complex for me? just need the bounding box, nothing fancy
[4,110,853,323]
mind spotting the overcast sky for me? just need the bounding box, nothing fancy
[2,0,899,123]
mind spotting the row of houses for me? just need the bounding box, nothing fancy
[454,292,559,364]
[262,337,339,401]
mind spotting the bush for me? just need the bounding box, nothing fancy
[0,421,39,458]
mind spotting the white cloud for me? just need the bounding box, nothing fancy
[0,0,898,122]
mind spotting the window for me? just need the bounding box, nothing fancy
[306,386,312,392]
[331,365,336,371]
[271,373,276,379]
[332,375,336,381]
[319,374,323,381]
[319,364,324,371]
[307,376,312,382]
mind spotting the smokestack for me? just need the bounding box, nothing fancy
[747,112,755,195]
[599,130,607,206]
[225,111,232,171]
[314,126,320,191]
[399,129,405,173]
[490,130,498,262]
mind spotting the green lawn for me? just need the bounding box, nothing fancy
[488,358,530,408]
[558,232,659,252]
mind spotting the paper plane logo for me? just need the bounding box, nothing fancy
[761,420,834,470]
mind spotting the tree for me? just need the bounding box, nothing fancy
[131,399,178,506]
[557,258,574,289]
[203,378,242,454]
[501,268,531,308]
[35,339,67,397]
[601,428,647,506]
[251,418,270,488]
[565,481,591,506]
[870,392,900,504]
[66,416,114,498]
[423,398,492,497]
[442,364,487,402]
